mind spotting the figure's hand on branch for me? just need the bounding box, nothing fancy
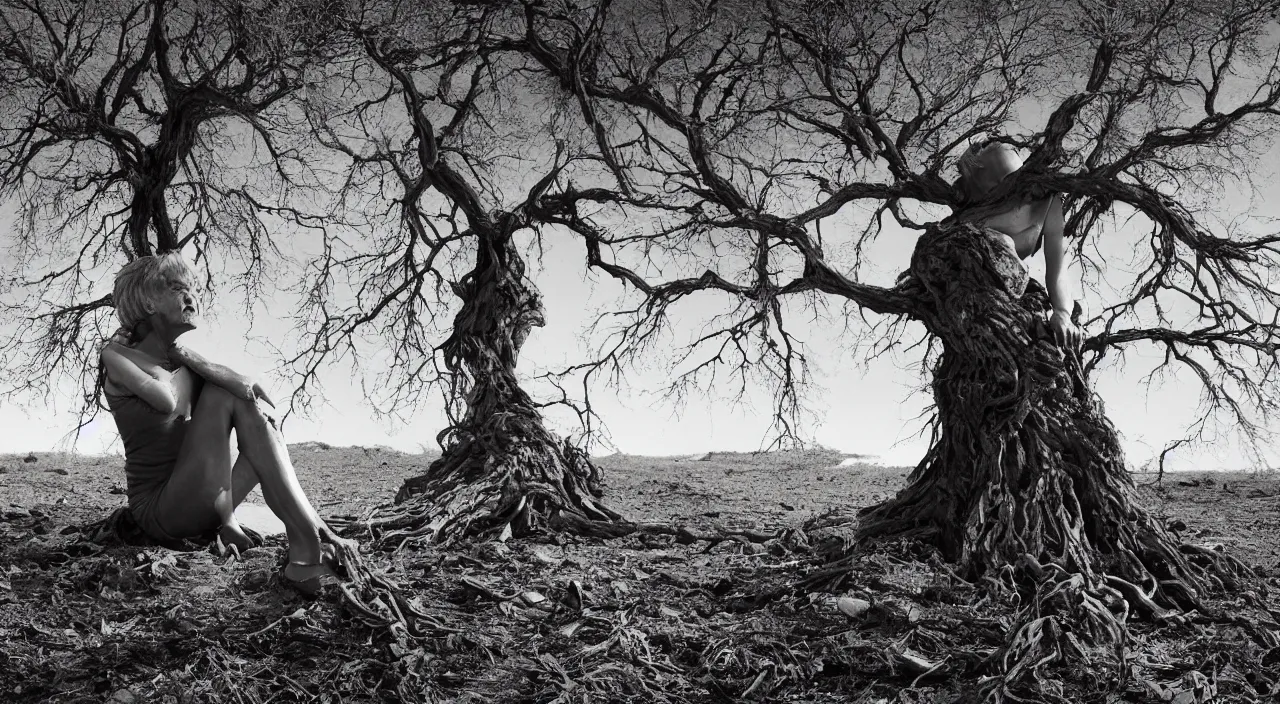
[1050,309,1083,352]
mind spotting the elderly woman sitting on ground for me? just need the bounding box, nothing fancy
[100,253,348,592]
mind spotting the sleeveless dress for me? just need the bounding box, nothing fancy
[104,363,200,542]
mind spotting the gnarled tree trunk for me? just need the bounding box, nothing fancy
[369,232,622,547]
[809,223,1257,689]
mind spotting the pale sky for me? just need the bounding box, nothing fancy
[2,16,1279,473]
[2,166,1277,472]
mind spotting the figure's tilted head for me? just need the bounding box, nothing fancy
[955,139,1024,202]
[112,253,200,340]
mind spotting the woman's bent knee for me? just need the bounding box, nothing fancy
[197,384,264,423]
[195,382,238,413]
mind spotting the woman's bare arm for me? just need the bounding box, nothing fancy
[101,344,179,415]
[168,343,275,407]
[1042,195,1073,312]
[1042,195,1083,350]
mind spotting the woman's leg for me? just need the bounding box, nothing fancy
[229,437,346,552]
[231,440,357,574]
[230,442,328,537]
[146,385,239,541]
[154,384,332,571]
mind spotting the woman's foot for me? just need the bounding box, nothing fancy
[281,560,342,596]
[319,526,359,555]
[218,521,256,553]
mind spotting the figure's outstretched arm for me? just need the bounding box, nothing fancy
[1042,195,1082,350]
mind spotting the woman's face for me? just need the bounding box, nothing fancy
[148,277,199,336]
[968,143,1024,195]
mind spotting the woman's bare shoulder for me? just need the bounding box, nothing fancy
[102,341,164,364]
[101,343,171,384]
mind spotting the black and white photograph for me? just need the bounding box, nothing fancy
[2,0,1280,701]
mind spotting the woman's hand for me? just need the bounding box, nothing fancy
[1049,309,1083,352]
[226,375,276,409]
[169,342,275,408]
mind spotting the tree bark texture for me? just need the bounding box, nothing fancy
[820,223,1249,616]
[375,234,620,547]
[799,222,1264,695]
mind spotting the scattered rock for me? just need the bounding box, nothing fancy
[519,591,547,606]
[905,604,923,623]
[107,689,138,704]
[48,468,69,476]
[892,645,941,676]
[22,454,37,463]
[109,485,126,495]
[780,501,795,511]
[836,596,872,619]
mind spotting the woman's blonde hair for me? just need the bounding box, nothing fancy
[110,253,197,343]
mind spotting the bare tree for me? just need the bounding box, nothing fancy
[0,0,452,639]
[0,0,339,427]
[494,0,1280,696]
[289,1,637,547]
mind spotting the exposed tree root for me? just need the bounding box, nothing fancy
[803,223,1270,697]
[337,412,793,550]
[344,414,625,549]
[329,219,637,548]
[74,507,450,643]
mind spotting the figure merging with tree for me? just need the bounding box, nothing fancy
[491,0,1280,695]
[5,0,1280,696]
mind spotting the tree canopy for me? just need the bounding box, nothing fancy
[6,1,1280,699]
[1,0,1278,462]
[501,0,1280,457]
[0,0,347,426]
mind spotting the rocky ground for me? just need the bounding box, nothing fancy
[1,445,1277,702]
